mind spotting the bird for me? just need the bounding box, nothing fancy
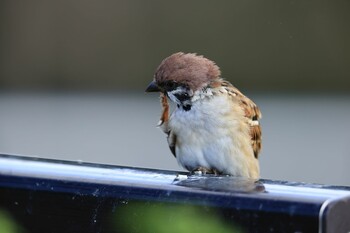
[145,52,262,179]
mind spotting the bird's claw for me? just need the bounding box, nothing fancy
[191,167,221,175]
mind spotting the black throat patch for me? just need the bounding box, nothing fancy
[182,105,191,111]
[176,104,192,111]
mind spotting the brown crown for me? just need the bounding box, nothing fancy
[154,52,221,91]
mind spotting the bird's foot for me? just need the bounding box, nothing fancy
[191,167,221,176]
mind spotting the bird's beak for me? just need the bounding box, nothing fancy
[145,80,161,92]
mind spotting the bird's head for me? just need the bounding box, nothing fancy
[145,52,221,108]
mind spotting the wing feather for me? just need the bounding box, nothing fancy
[158,93,177,158]
[167,131,177,157]
[222,81,262,158]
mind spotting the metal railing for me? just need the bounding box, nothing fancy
[0,154,349,233]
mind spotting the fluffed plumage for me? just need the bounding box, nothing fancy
[146,52,262,179]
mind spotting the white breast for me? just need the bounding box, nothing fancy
[169,93,258,178]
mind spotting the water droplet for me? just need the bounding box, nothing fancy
[121,200,128,205]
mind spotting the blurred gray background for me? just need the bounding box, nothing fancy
[0,1,349,185]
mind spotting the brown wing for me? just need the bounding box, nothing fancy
[167,131,177,157]
[221,81,262,158]
[158,93,177,158]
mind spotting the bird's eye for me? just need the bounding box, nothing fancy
[166,81,177,90]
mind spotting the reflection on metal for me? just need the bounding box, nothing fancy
[0,154,349,233]
[174,175,266,193]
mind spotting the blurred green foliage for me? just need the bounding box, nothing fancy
[115,202,243,233]
[0,210,25,233]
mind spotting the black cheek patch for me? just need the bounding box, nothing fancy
[173,91,192,111]
[174,93,190,102]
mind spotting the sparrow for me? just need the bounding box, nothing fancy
[146,52,262,179]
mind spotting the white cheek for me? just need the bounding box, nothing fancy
[167,92,180,104]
